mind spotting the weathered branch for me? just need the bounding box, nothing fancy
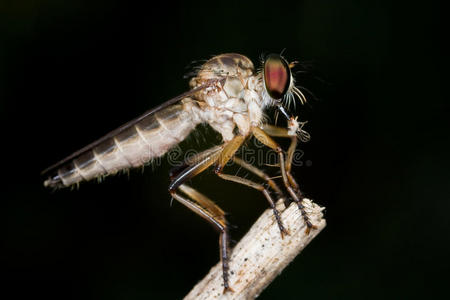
[184,198,326,300]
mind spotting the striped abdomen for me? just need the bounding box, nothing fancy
[43,100,200,188]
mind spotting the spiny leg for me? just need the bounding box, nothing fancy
[168,145,235,292]
[233,156,291,208]
[210,135,288,236]
[232,157,285,198]
[252,126,297,198]
[168,145,222,192]
[260,123,306,195]
[171,184,232,293]
[283,131,318,234]
[214,135,246,173]
[215,172,289,238]
[169,139,249,292]
[169,145,223,180]
[252,126,316,234]
[261,124,317,233]
[229,157,289,237]
[261,120,310,194]
[261,123,301,193]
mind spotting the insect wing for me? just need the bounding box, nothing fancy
[41,82,215,177]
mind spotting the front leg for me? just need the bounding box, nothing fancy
[261,119,310,194]
[252,126,317,234]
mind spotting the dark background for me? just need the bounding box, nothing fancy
[1,0,448,299]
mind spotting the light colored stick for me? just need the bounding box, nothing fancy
[184,198,326,300]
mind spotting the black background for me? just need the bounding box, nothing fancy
[1,0,448,299]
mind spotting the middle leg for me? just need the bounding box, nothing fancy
[212,135,290,237]
[212,135,289,236]
[215,171,289,237]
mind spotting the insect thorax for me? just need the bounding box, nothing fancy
[189,53,255,87]
[188,54,265,141]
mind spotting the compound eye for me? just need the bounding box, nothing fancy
[263,54,291,100]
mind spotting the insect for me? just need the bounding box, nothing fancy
[42,53,317,292]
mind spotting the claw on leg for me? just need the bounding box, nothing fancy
[223,286,235,294]
[252,126,318,236]
[280,226,290,239]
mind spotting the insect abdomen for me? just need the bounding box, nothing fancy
[44,101,199,188]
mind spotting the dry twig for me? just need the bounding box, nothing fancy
[185,198,326,299]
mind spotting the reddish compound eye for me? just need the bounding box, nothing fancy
[263,54,291,100]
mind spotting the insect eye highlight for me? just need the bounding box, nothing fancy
[263,54,291,100]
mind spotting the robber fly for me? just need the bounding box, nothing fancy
[42,53,316,292]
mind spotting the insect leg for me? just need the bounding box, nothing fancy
[260,124,301,192]
[168,142,241,292]
[169,134,246,190]
[215,172,289,237]
[232,157,284,197]
[171,184,232,293]
[214,135,246,173]
[169,145,223,180]
[211,136,289,235]
[227,156,289,236]
[252,127,316,234]
[168,146,222,192]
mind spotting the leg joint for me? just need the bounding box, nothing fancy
[214,164,222,175]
